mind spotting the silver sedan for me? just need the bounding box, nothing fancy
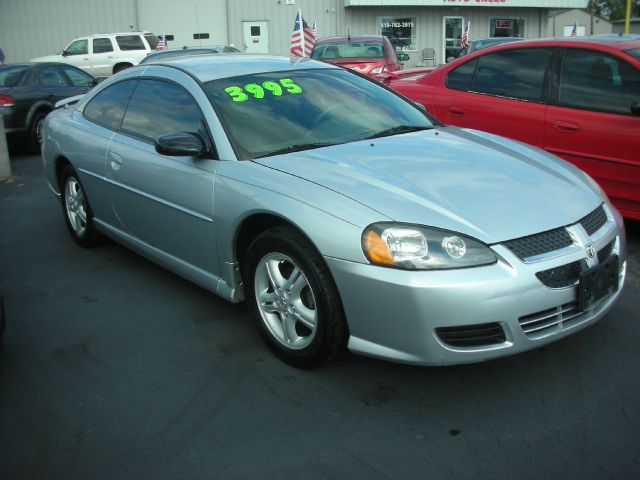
[42,55,626,368]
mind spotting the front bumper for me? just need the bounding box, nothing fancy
[326,206,626,366]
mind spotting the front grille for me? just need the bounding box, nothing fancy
[535,260,586,288]
[579,205,607,235]
[597,239,615,263]
[503,228,573,261]
[435,322,506,348]
[519,302,584,338]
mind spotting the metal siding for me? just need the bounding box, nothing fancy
[227,0,346,56]
[137,0,229,48]
[0,0,138,62]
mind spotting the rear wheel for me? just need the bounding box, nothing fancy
[244,226,348,368]
[27,111,47,154]
[60,165,101,247]
[113,63,132,74]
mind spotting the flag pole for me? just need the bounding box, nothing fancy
[299,7,305,57]
[624,0,632,34]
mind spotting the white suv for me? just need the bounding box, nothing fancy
[31,32,159,77]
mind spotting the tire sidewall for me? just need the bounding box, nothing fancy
[28,112,46,153]
[60,165,97,247]
[244,227,345,368]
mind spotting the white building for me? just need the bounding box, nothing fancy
[1,0,590,68]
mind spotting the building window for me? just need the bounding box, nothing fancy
[490,18,524,38]
[194,33,210,40]
[380,17,417,51]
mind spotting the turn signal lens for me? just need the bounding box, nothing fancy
[363,230,394,266]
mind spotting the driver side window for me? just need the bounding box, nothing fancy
[66,40,88,56]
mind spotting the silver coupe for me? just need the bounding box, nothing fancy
[42,55,626,368]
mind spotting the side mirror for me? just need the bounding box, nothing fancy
[155,132,205,157]
[62,50,70,57]
[398,52,410,62]
[414,102,427,112]
[446,56,455,63]
[631,101,640,116]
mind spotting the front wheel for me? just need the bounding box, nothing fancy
[244,226,348,368]
[60,165,101,247]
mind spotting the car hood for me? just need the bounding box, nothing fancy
[254,127,602,244]
[323,58,382,75]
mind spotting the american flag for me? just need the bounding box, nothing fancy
[290,12,315,57]
[460,21,470,49]
[156,35,167,51]
[570,21,577,36]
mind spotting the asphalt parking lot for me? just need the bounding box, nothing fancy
[1,152,639,480]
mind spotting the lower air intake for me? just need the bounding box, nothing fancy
[436,322,506,348]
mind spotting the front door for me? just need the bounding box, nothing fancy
[106,78,219,275]
[243,21,269,54]
[443,17,463,63]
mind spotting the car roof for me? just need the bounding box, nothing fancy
[89,31,153,37]
[140,54,339,82]
[315,35,386,44]
[498,35,640,50]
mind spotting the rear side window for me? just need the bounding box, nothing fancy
[559,48,640,115]
[84,80,138,131]
[93,38,113,54]
[446,58,478,91]
[472,48,552,102]
[0,66,28,87]
[116,35,145,51]
[144,34,159,50]
[121,79,205,141]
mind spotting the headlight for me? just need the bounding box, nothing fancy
[362,223,497,270]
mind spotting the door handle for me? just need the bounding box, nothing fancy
[109,153,123,170]
[448,106,465,116]
[553,121,580,134]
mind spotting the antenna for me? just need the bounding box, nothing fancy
[348,28,351,42]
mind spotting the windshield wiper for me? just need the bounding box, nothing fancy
[254,141,337,159]
[365,125,431,140]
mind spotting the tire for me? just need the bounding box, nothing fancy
[27,111,46,154]
[60,165,101,247]
[113,63,132,74]
[244,226,348,368]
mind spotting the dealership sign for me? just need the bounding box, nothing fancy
[346,0,588,7]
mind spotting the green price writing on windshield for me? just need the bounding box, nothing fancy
[224,78,302,103]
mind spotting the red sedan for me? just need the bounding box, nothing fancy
[387,36,640,220]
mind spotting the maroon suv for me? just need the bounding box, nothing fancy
[311,35,405,77]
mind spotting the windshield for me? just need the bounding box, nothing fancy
[205,69,434,159]
[311,42,385,61]
[0,66,28,87]
[626,47,640,61]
